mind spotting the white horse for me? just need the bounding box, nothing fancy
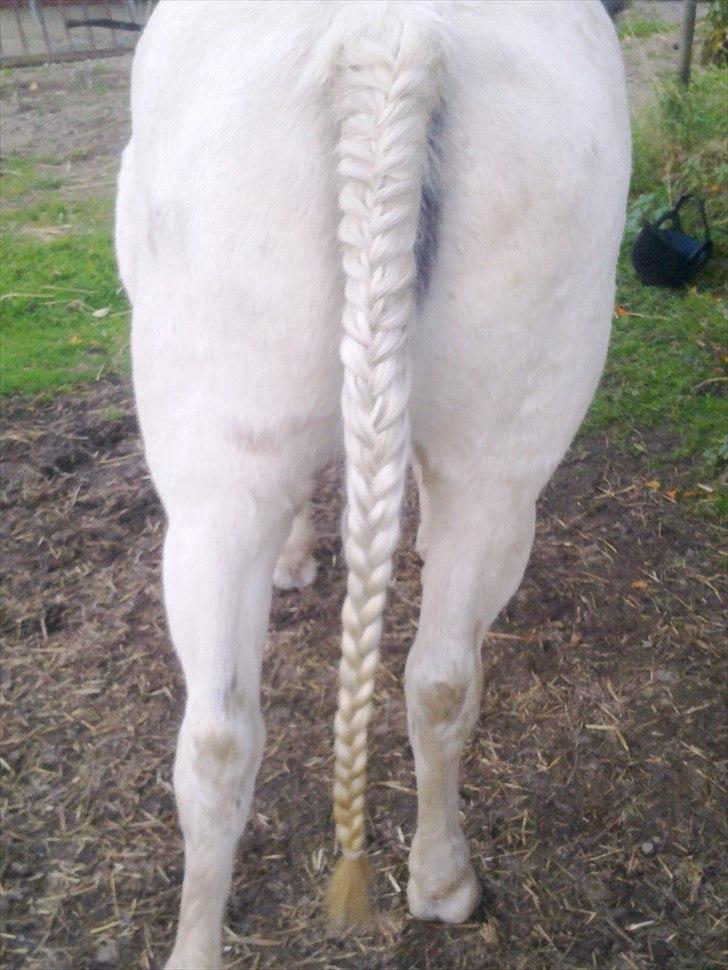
[115,2,630,966]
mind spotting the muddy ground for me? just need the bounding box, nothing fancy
[1,4,727,970]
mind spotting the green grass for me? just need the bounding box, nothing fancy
[583,66,728,516]
[0,158,129,395]
[0,157,62,203]
[631,67,728,201]
[617,15,673,40]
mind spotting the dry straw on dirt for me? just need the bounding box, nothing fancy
[1,384,726,970]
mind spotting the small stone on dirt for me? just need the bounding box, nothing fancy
[94,940,118,965]
[655,669,678,685]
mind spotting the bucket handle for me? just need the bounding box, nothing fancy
[654,193,711,243]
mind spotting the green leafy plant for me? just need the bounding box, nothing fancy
[701,0,728,65]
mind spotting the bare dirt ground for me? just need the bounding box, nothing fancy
[2,6,726,970]
[0,53,132,196]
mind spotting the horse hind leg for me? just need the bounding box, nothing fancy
[273,501,317,590]
[405,471,536,922]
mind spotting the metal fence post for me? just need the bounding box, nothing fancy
[679,0,699,85]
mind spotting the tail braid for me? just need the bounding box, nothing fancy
[328,19,441,924]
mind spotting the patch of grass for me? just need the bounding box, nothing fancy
[631,67,728,202]
[617,15,673,40]
[0,157,62,204]
[585,271,726,497]
[102,404,126,423]
[1,156,129,395]
[3,192,112,232]
[584,66,728,516]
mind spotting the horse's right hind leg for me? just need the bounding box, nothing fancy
[405,470,536,922]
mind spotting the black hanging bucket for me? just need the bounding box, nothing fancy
[631,194,713,288]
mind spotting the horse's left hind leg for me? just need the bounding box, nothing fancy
[273,501,317,590]
[163,501,288,970]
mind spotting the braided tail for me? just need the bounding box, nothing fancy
[327,17,442,927]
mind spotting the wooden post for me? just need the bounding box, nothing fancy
[679,0,699,85]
